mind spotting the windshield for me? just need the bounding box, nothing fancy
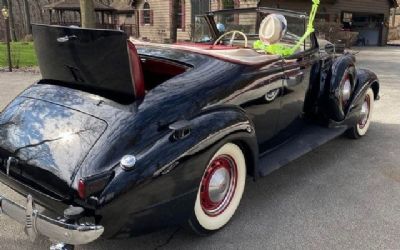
[214,12,259,37]
[194,10,311,50]
[193,16,214,43]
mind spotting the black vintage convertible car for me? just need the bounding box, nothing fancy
[0,7,378,249]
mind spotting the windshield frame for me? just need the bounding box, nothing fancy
[209,7,307,19]
[204,7,309,41]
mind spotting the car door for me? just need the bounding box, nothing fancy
[238,59,285,147]
[194,13,286,147]
[276,33,319,140]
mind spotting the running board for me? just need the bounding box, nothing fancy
[258,124,347,177]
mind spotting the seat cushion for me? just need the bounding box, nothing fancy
[127,41,145,99]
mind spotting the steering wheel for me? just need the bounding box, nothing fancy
[213,30,248,48]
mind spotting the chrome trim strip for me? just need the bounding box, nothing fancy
[153,121,251,177]
[0,194,104,245]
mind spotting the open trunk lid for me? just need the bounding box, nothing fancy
[0,25,140,200]
[32,24,136,103]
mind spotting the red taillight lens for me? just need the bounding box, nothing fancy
[77,171,113,200]
[78,179,86,199]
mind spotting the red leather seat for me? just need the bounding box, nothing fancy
[127,41,145,99]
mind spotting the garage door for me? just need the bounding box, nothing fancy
[352,13,384,46]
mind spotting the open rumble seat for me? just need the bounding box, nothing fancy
[127,40,189,97]
[127,41,145,99]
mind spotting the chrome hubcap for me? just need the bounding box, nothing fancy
[200,155,237,217]
[208,168,230,203]
[265,89,280,102]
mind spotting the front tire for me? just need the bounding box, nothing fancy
[188,143,246,235]
[346,88,374,139]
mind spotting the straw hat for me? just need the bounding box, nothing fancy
[259,14,287,45]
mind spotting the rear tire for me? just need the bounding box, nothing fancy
[346,88,374,139]
[188,143,246,235]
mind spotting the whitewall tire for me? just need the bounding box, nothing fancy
[189,143,246,234]
[347,88,374,139]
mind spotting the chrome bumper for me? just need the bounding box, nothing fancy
[0,195,104,245]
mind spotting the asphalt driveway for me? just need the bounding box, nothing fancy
[0,47,399,250]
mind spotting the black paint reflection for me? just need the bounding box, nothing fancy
[0,95,106,196]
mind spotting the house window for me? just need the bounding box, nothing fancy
[222,0,235,9]
[143,2,151,25]
[342,12,353,23]
[177,0,185,29]
[316,13,330,22]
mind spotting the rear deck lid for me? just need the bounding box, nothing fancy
[0,97,107,198]
[32,24,135,100]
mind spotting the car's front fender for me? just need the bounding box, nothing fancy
[343,68,379,125]
[326,53,357,121]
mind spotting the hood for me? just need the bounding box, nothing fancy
[32,24,135,101]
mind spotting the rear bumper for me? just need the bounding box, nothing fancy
[0,194,104,245]
[0,170,67,213]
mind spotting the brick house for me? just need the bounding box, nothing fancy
[131,0,258,42]
[390,1,400,26]
[119,0,397,45]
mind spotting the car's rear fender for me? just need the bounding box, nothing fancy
[99,106,258,207]
[95,106,258,237]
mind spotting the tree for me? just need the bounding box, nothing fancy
[2,0,12,71]
[15,0,26,36]
[33,0,44,23]
[170,0,179,43]
[23,0,31,35]
[7,0,17,41]
[80,0,96,28]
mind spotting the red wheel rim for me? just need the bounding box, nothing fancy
[359,94,371,129]
[200,155,238,217]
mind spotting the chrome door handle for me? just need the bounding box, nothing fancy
[57,35,77,43]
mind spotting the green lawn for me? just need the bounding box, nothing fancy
[0,42,37,68]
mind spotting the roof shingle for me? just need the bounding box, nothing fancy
[44,0,115,12]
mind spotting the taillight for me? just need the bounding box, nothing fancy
[78,171,113,200]
[78,179,86,199]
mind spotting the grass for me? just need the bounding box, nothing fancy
[0,42,38,68]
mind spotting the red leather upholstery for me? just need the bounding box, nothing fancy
[141,58,186,77]
[127,41,145,99]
